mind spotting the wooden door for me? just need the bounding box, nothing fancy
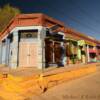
[19,42,29,67]
[19,42,38,67]
[29,43,38,67]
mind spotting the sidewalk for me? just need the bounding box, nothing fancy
[0,63,99,77]
[0,63,98,100]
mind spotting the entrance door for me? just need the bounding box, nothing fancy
[45,39,53,66]
[45,39,62,67]
[19,42,38,67]
[29,43,38,66]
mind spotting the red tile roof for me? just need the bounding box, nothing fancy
[0,13,100,45]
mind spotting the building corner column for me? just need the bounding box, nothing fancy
[10,31,18,69]
[38,27,46,69]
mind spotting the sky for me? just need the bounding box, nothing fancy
[0,0,100,40]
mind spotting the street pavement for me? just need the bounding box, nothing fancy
[31,66,100,100]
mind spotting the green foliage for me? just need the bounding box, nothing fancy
[0,4,21,32]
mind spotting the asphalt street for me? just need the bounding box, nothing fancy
[31,66,100,100]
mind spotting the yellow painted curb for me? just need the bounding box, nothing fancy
[41,66,96,89]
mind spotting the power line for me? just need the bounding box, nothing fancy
[44,4,100,35]
[70,0,100,22]
[69,0,100,26]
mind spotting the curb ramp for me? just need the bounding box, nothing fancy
[0,64,97,100]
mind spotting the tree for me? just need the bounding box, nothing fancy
[0,4,21,32]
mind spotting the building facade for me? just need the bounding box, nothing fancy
[0,13,100,69]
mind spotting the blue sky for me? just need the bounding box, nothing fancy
[0,0,100,40]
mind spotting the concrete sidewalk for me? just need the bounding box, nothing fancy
[0,63,99,77]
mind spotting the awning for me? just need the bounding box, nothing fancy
[89,49,96,53]
[85,41,96,46]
